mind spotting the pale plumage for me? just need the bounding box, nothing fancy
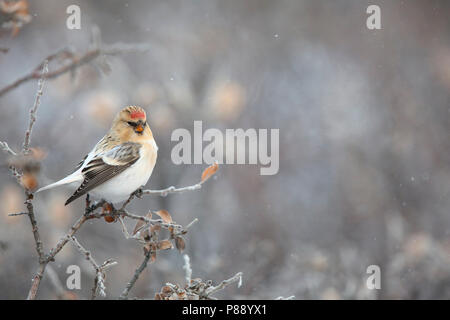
[36,106,158,205]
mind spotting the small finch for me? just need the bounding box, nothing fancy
[36,106,158,205]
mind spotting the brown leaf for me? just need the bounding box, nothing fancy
[154,209,173,223]
[161,286,173,294]
[175,236,186,252]
[132,220,145,236]
[150,224,161,233]
[20,173,37,191]
[154,293,162,300]
[29,147,47,161]
[0,0,32,36]
[158,240,173,250]
[201,161,219,183]
[151,251,157,263]
[103,215,115,223]
[132,213,152,236]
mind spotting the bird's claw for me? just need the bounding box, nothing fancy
[132,187,143,199]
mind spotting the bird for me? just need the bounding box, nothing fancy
[36,106,158,206]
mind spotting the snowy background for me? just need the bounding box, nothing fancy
[1,0,450,299]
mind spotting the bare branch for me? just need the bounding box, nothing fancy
[142,184,202,197]
[23,60,48,153]
[27,264,46,300]
[119,251,151,300]
[0,141,17,156]
[275,295,296,300]
[141,162,218,197]
[204,272,243,297]
[183,254,192,284]
[45,265,67,299]
[22,62,48,300]
[0,43,151,97]
[8,212,27,216]
[69,236,117,299]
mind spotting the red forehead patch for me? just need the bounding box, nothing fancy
[130,111,145,119]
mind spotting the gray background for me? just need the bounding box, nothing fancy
[1,0,450,299]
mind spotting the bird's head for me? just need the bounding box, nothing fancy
[113,106,152,140]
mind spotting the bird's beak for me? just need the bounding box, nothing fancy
[135,124,144,133]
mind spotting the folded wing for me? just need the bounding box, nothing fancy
[65,142,141,205]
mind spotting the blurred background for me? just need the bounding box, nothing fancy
[1,0,450,299]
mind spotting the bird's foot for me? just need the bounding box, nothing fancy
[132,187,144,199]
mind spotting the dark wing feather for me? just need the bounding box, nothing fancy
[72,154,88,173]
[65,142,141,205]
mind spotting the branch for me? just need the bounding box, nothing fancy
[0,141,17,156]
[204,272,243,297]
[119,251,151,300]
[0,43,151,97]
[141,161,218,197]
[22,61,48,299]
[23,60,48,153]
[183,254,192,284]
[69,236,117,299]
[142,184,202,197]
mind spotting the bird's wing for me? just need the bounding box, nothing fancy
[65,142,142,205]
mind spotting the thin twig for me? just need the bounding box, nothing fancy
[45,265,67,299]
[23,62,48,299]
[0,43,151,97]
[69,236,117,299]
[142,184,202,197]
[8,212,28,216]
[119,251,151,300]
[183,254,192,285]
[23,60,48,153]
[0,141,17,156]
[204,272,243,297]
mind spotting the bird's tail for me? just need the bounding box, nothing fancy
[36,173,82,193]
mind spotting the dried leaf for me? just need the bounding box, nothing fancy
[103,215,115,223]
[29,147,47,160]
[20,173,37,191]
[154,293,162,300]
[161,286,173,294]
[150,224,161,233]
[151,251,157,263]
[154,209,173,223]
[0,0,32,36]
[132,213,152,236]
[201,161,219,183]
[175,236,186,252]
[132,219,146,236]
[158,240,173,250]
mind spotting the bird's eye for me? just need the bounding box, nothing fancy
[127,121,137,127]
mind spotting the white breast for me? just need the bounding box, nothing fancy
[89,139,158,203]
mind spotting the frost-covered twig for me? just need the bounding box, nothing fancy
[69,236,117,299]
[0,141,17,156]
[23,60,48,153]
[183,254,192,284]
[22,62,48,300]
[275,295,296,300]
[204,272,243,298]
[0,43,151,97]
[119,251,151,300]
[142,184,202,197]
[141,161,218,197]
